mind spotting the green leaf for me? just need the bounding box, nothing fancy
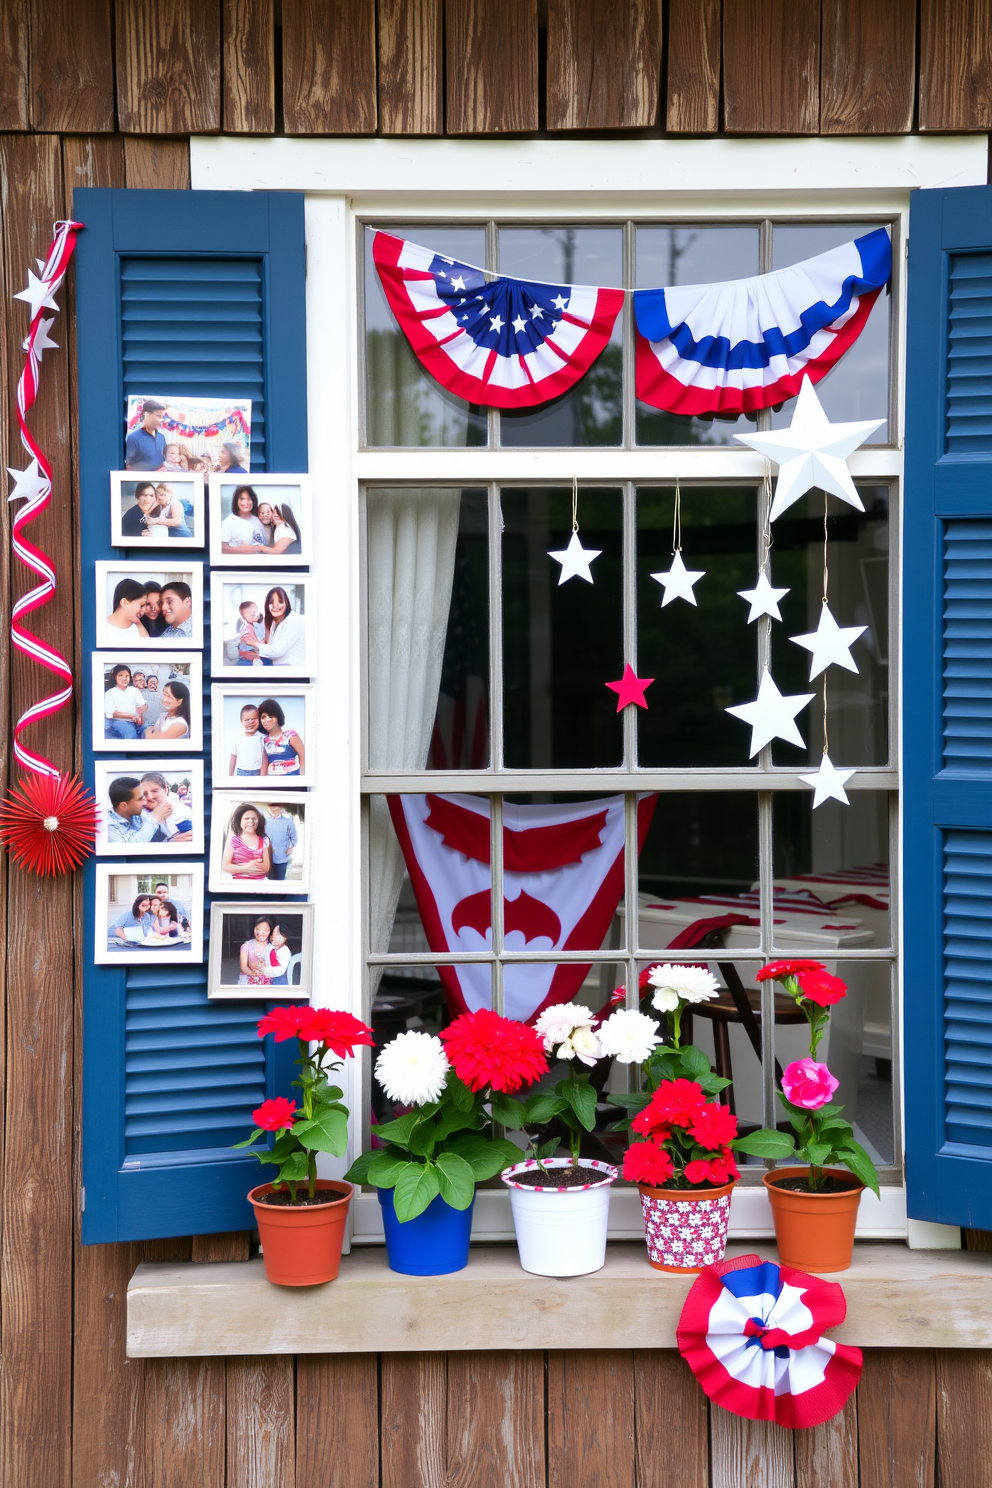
[275,1148,309,1183]
[406,1116,437,1158]
[393,1163,441,1223]
[372,1111,421,1148]
[698,1074,732,1096]
[605,1092,651,1114]
[559,1079,597,1132]
[733,1128,796,1159]
[645,1049,681,1085]
[368,1151,417,1188]
[834,1140,880,1198]
[432,1104,482,1143]
[232,1128,263,1150]
[446,1133,519,1180]
[435,1152,476,1211]
[490,1091,527,1129]
[803,1141,834,1169]
[448,1075,476,1112]
[343,1150,375,1184]
[523,1093,566,1126]
[294,1105,349,1157]
[781,1106,810,1136]
[678,1045,711,1082]
[536,1138,560,1162]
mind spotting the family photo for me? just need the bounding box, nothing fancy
[94,863,204,966]
[97,562,203,649]
[94,760,203,856]
[209,793,310,894]
[92,654,202,752]
[207,903,313,1000]
[210,573,312,677]
[110,471,203,548]
[124,395,252,475]
[210,474,310,566]
[211,685,312,787]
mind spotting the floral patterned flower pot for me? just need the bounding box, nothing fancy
[502,1158,617,1277]
[249,1180,352,1287]
[637,1180,736,1273]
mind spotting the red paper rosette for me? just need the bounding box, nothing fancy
[0,773,99,875]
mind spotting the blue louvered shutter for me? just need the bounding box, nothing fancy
[75,189,305,1242]
[905,185,992,1228]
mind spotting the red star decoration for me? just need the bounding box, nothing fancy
[605,664,653,713]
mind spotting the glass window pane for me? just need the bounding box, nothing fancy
[635,225,761,447]
[496,227,624,448]
[634,793,760,910]
[502,486,623,768]
[770,222,890,443]
[364,224,489,447]
[773,792,891,950]
[370,963,492,1125]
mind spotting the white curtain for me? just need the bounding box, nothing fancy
[367,489,462,975]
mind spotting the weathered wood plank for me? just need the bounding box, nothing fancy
[446,1352,545,1488]
[191,1231,251,1262]
[72,1244,145,1488]
[446,0,539,134]
[143,1358,226,1487]
[223,0,275,133]
[62,135,127,199]
[296,1354,379,1488]
[0,0,30,128]
[820,0,915,135]
[666,0,721,134]
[935,1351,992,1488]
[711,1411,794,1488]
[723,0,820,135]
[546,0,662,131]
[919,0,992,132]
[633,1351,708,1488]
[116,0,221,134]
[282,0,377,135]
[123,136,192,189]
[548,1351,636,1488]
[143,1237,194,1262]
[378,0,442,136]
[29,0,115,132]
[226,1357,295,1488]
[858,1349,936,1488]
[794,1390,858,1488]
[381,1353,447,1488]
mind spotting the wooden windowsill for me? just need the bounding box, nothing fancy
[126,1241,992,1358]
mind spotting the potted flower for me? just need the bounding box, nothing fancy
[235,1004,375,1286]
[754,961,879,1272]
[343,1024,521,1275]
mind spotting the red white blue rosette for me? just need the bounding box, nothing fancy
[676,1253,862,1428]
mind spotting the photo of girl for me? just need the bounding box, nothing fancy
[92,654,203,752]
[211,685,313,787]
[94,863,204,966]
[111,471,203,548]
[208,903,313,1000]
[209,793,310,894]
[97,563,203,649]
[210,574,312,677]
[210,474,310,566]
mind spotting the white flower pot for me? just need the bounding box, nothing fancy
[501,1158,617,1277]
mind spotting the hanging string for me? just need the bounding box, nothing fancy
[760,459,774,573]
[572,474,579,534]
[822,490,830,757]
[672,477,682,554]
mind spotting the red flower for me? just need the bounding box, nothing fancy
[439,1009,548,1093]
[688,1101,739,1150]
[623,1140,674,1187]
[755,959,825,983]
[708,1148,740,1185]
[252,1096,296,1131]
[632,1104,672,1140]
[684,1158,714,1185]
[257,1005,310,1042]
[645,1078,707,1129]
[299,1009,376,1059]
[795,966,847,1007]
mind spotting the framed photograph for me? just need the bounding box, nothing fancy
[110,471,204,549]
[93,759,204,856]
[209,791,311,894]
[209,573,313,679]
[94,862,204,966]
[125,395,251,476]
[96,562,203,650]
[208,902,314,1000]
[209,473,311,567]
[210,684,313,788]
[92,653,203,752]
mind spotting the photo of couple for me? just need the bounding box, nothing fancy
[209,794,310,894]
[94,760,203,855]
[94,655,202,750]
[211,574,311,677]
[210,475,310,567]
[111,472,203,548]
[95,864,204,965]
[213,686,311,786]
[98,563,202,649]
[208,903,313,1000]
[124,396,251,475]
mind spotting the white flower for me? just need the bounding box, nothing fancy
[597,1008,663,1065]
[648,963,720,1009]
[558,1026,602,1067]
[534,1001,596,1052]
[374,1030,450,1106]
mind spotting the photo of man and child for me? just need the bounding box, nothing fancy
[111,473,203,548]
[94,761,202,855]
[213,687,311,785]
[95,864,203,965]
[94,655,201,750]
[208,904,313,1000]
[124,396,251,477]
[209,794,309,894]
[210,476,310,566]
[98,564,202,649]
[211,575,310,676]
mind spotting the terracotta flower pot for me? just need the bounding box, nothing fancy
[637,1180,736,1273]
[248,1179,352,1286]
[763,1166,864,1273]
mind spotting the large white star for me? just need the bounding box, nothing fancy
[725,670,814,756]
[548,531,602,585]
[7,459,48,504]
[735,377,884,520]
[800,753,856,808]
[650,551,706,608]
[14,269,60,322]
[790,603,867,679]
[738,570,790,623]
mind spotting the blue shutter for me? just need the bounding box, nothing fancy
[905,185,992,1227]
[75,189,306,1242]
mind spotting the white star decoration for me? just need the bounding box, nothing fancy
[651,551,706,608]
[738,571,790,623]
[7,459,48,504]
[735,377,884,521]
[725,671,814,756]
[548,530,602,585]
[25,315,58,359]
[790,603,867,680]
[799,754,856,808]
[14,268,60,322]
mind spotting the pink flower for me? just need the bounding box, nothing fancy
[251,1096,296,1131]
[781,1058,839,1110]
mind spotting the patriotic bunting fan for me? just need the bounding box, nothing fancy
[677,1254,862,1428]
[373,231,624,409]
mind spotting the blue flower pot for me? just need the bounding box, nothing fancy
[377,1186,475,1275]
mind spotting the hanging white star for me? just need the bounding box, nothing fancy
[800,754,856,808]
[725,670,814,756]
[651,551,706,608]
[7,459,48,504]
[734,377,884,521]
[547,530,602,585]
[790,603,867,679]
[25,316,58,359]
[14,269,60,322]
[738,571,790,623]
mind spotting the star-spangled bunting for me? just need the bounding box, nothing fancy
[790,603,867,680]
[548,530,602,585]
[606,665,653,712]
[725,671,814,756]
[799,755,856,808]
[738,571,790,623]
[651,551,706,607]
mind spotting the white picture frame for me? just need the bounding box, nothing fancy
[96,561,203,650]
[93,759,204,857]
[209,572,313,679]
[92,653,203,753]
[109,470,204,549]
[208,901,314,1000]
[210,683,314,788]
[124,394,251,473]
[209,473,312,567]
[94,862,204,966]
[209,790,311,895]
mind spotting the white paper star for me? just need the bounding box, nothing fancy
[25,315,58,359]
[800,753,856,808]
[548,530,602,585]
[735,377,884,520]
[725,670,814,756]
[650,551,706,608]
[7,459,48,504]
[790,603,867,679]
[14,269,60,322]
[738,571,790,623]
